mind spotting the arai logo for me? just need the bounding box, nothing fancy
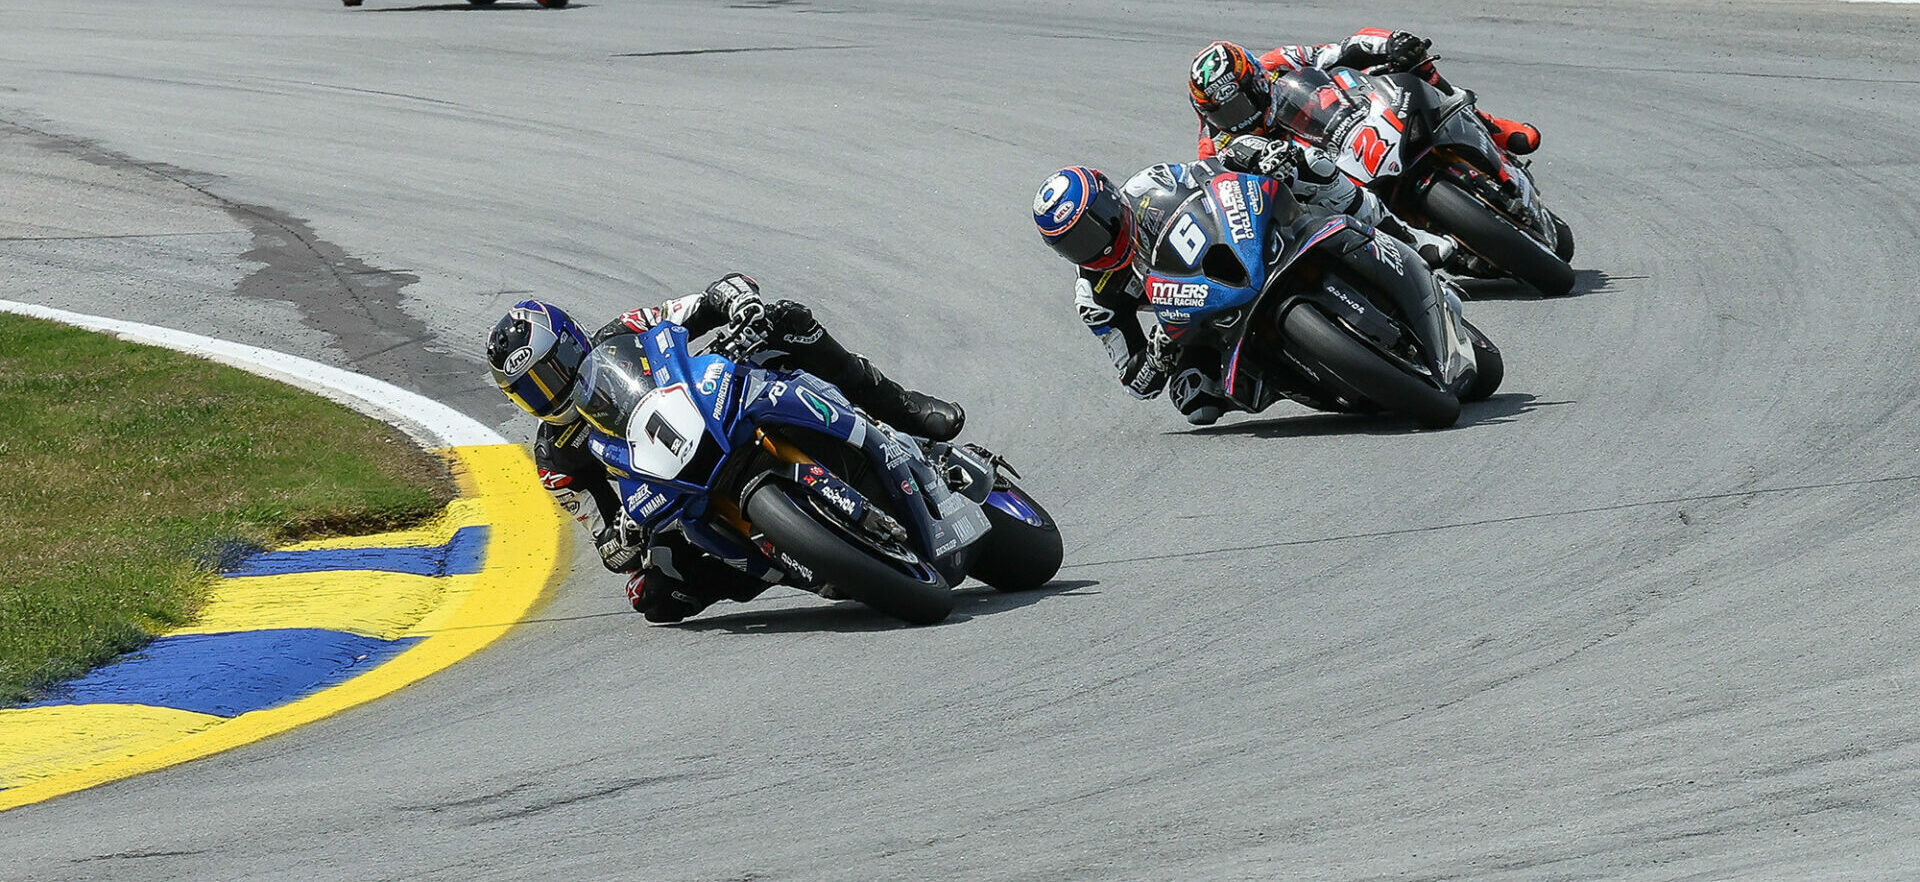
[503,346,534,376]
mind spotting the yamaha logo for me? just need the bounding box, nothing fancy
[503,346,534,376]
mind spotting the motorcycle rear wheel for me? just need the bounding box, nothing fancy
[745,483,953,625]
[1425,179,1575,297]
[1282,304,1461,429]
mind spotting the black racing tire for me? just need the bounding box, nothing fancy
[1461,319,1504,403]
[1424,179,1575,297]
[1282,304,1461,429]
[744,483,953,625]
[966,484,1064,592]
[1551,212,1575,261]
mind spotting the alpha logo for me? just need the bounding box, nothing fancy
[796,386,837,423]
[1147,279,1211,308]
[503,346,534,376]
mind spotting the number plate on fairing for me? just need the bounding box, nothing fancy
[1335,95,1407,184]
[623,383,707,479]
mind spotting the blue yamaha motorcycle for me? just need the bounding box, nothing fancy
[1136,159,1502,428]
[569,321,1062,625]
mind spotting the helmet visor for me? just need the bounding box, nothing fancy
[1205,88,1270,135]
[1049,189,1128,267]
[570,336,658,437]
[503,332,587,423]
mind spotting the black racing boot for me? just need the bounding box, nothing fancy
[839,355,966,442]
[764,300,965,441]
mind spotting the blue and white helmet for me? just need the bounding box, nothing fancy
[1033,166,1133,272]
[486,299,592,424]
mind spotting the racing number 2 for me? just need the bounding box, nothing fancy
[1351,127,1390,177]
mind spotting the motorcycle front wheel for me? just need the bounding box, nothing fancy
[1282,304,1461,429]
[966,482,1063,592]
[745,483,953,625]
[1424,179,1575,297]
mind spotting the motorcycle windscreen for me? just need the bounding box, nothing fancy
[1270,68,1363,144]
[572,335,657,437]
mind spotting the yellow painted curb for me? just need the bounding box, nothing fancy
[0,443,564,811]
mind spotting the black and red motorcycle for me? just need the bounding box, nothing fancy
[1269,61,1575,296]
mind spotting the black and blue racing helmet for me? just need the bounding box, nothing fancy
[486,299,592,425]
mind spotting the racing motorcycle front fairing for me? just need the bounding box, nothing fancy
[730,371,994,587]
[1217,210,1480,405]
[576,321,995,589]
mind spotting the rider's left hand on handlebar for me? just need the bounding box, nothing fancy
[1384,31,1432,72]
[1220,136,1301,180]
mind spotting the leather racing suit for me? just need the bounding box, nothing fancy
[1073,151,1439,423]
[539,274,961,622]
[1194,28,1540,160]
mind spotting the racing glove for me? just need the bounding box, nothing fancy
[595,513,646,573]
[708,272,770,348]
[1218,136,1302,180]
[1120,325,1175,399]
[1384,32,1433,72]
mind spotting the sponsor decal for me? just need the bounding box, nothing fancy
[777,551,814,583]
[1051,200,1076,223]
[1147,279,1212,308]
[537,468,572,489]
[1034,172,1072,216]
[1327,282,1368,316]
[1368,236,1405,274]
[698,362,726,394]
[652,327,673,350]
[781,327,825,345]
[503,346,534,376]
[900,479,916,496]
[1214,180,1253,242]
[711,376,731,419]
[767,380,789,404]
[1159,308,1193,324]
[639,493,667,518]
[882,439,912,469]
[1245,178,1266,215]
[818,484,858,518]
[796,386,837,423]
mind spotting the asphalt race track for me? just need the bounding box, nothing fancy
[4,1,1920,879]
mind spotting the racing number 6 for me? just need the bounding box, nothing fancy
[1169,213,1208,266]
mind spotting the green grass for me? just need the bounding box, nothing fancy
[0,314,455,706]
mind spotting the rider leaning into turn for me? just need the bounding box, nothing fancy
[1032,138,1454,426]
[485,274,965,623]
[1187,30,1541,160]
